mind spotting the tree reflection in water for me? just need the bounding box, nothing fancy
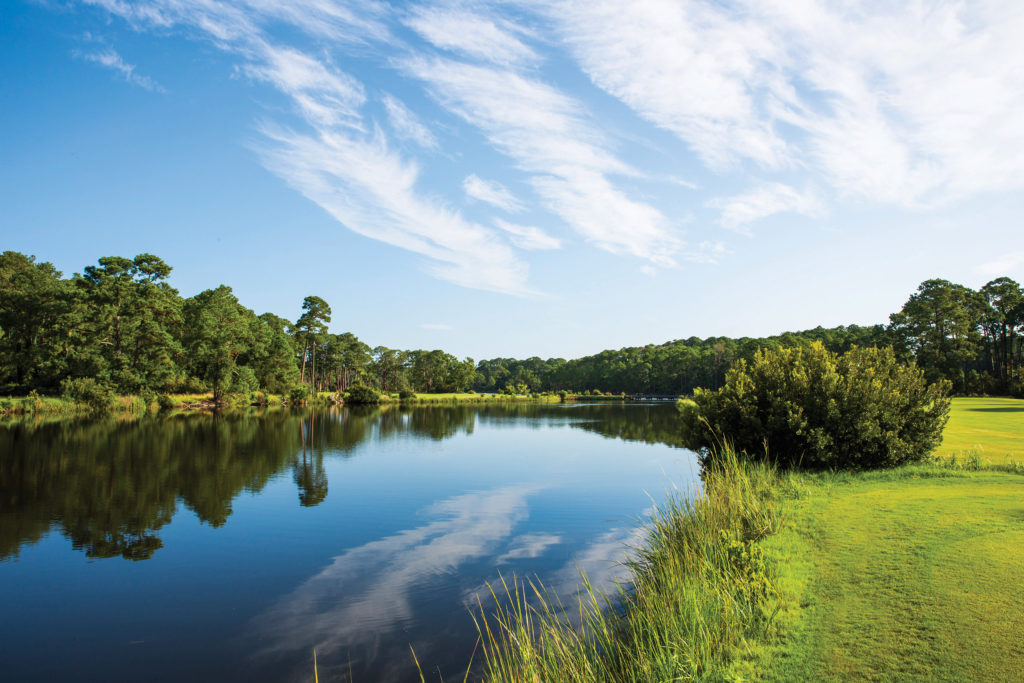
[0,402,684,562]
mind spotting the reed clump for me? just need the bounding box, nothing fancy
[476,446,783,682]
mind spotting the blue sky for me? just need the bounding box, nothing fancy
[3,0,1023,359]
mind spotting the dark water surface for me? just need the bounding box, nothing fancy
[0,403,698,682]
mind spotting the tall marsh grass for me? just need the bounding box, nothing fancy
[475,447,783,682]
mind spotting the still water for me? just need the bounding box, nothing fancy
[0,403,698,682]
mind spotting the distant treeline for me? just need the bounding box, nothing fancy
[473,278,1024,397]
[1,250,1022,399]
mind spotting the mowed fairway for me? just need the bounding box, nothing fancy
[767,471,1024,681]
[763,402,1024,681]
[936,397,1024,464]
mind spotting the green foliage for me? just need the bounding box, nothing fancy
[344,383,380,405]
[156,394,176,411]
[288,384,311,405]
[2,248,1020,405]
[681,342,952,469]
[60,377,115,413]
[398,388,417,401]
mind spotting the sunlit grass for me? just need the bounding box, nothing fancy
[476,447,785,682]
[762,466,1024,681]
[400,393,561,403]
[936,397,1024,464]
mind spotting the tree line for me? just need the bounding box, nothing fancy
[469,278,1023,397]
[0,251,474,401]
[1,250,1021,399]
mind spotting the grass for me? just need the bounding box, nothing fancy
[477,396,1024,682]
[762,466,1024,681]
[389,393,562,403]
[935,396,1024,464]
[476,448,786,682]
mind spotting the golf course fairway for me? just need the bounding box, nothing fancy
[758,397,1024,681]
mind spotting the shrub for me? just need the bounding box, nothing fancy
[61,377,115,414]
[139,389,156,410]
[288,384,312,405]
[679,342,951,469]
[156,394,176,411]
[398,388,417,401]
[230,366,259,395]
[345,384,381,405]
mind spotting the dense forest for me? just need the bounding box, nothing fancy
[1,250,1022,400]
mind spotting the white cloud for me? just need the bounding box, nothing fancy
[708,182,824,232]
[83,0,389,45]
[404,5,539,68]
[81,48,165,92]
[420,322,452,330]
[684,240,729,265]
[545,0,788,171]
[381,93,437,148]
[978,252,1024,278]
[403,56,682,266]
[463,174,524,212]
[259,124,534,295]
[242,46,365,128]
[544,0,1024,207]
[87,0,536,296]
[494,219,561,250]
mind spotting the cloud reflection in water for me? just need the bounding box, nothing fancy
[247,483,545,680]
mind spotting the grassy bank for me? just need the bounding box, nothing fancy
[394,393,562,404]
[477,400,1024,681]
[477,448,786,682]
[0,392,235,417]
[935,396,1023,464]
[0,389,577,417]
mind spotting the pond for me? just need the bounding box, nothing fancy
[0,403,698,682]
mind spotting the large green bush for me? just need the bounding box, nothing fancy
[344,384,380,405]
[61,377,115,414]
[678,342,951,469]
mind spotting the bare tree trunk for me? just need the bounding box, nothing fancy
[300,339,309,386]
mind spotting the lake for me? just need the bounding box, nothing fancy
[0,403,698,682]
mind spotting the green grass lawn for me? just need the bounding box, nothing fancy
[936,397,1024,464]
[763,468,1024,681]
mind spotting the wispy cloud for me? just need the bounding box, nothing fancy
[403,56,682,266]
[463,174,524,212]
[494,219,562,250]
[420,322,452,330]
[978,252,1024,278]
[259,124,534,295]
[242,46,365,129]
[544,0,1024,207]
[81,48,165,92]
[404,5,540,68]
[708,182,824,232]
[381,93,437,148]
[685,240,729,265]
[87,0,536,296]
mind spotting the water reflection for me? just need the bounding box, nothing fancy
[0,410,301,561]
[0,403,687,563]
[248,484,545,681]
[0,402,696,682]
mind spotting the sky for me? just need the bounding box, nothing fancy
[3,0,1023,360]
